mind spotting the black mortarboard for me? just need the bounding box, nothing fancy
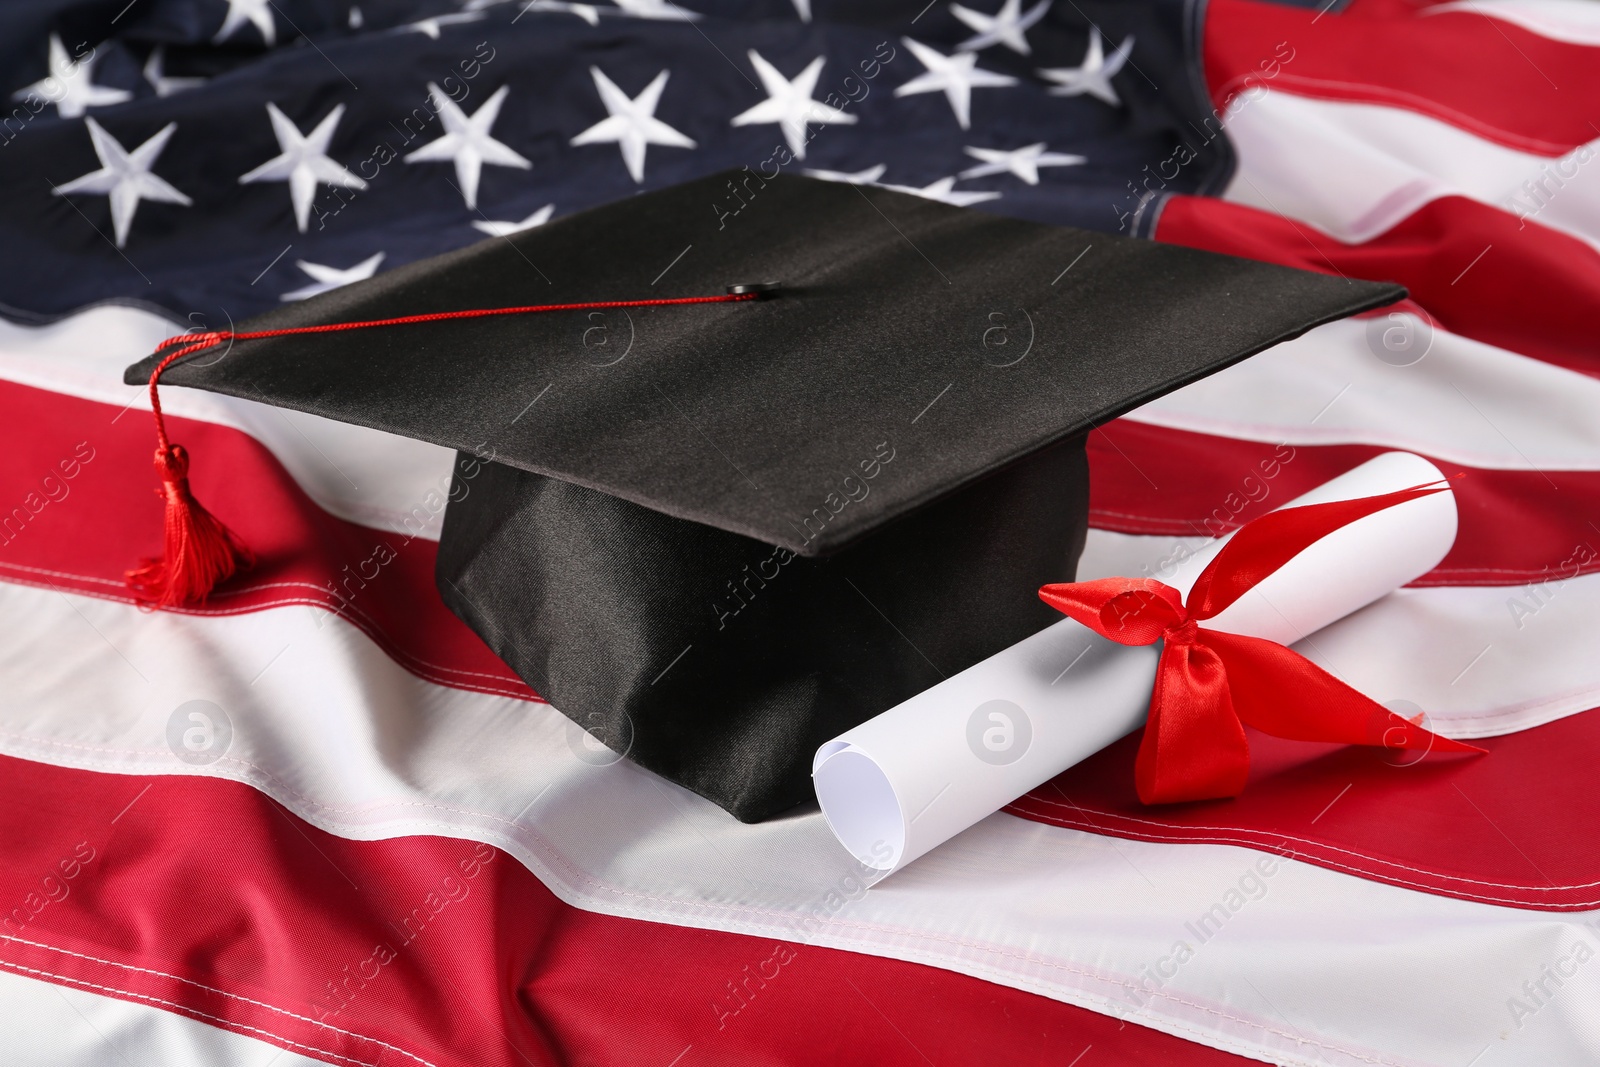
[126,171,1401,821]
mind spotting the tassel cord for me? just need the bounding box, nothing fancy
[133,290,760,607]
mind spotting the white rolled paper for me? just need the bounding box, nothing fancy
[813,451,1457,876]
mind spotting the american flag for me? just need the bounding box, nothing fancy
[1,0,1598,1063]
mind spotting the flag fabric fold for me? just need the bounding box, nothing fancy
[2,0,1598,1063]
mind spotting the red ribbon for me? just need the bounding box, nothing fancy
[1039,483,1484,805]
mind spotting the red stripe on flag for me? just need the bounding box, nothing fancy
[1205,0,1600,154]
[0,380,534,701]
[0,753,1257,1066]
[1008,703,1600,910]
[1,376,1593,717]
[1089,421,1600,586]
[1155,193,1600,379]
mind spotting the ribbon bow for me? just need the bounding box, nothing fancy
[1039,484,1483,805]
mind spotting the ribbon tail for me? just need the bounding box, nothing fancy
[1186,482,1452,621]
[1200,629,1485,757]
[1135,637,1251,805]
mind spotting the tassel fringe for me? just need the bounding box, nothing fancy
[126,444,253,608]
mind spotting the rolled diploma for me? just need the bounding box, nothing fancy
[813,451,1457,875]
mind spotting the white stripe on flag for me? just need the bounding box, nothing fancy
[1080,530,1600,738]
[1425,0,1600,47]
[0,966,331,1067]
[0,305,455,538]
[1222,88,1600,249]
[8,306,1600,553]
[1125,315,1600,471]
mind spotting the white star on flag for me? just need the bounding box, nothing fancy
[472,204,555,237]
[398,12,487,38]
[802,164,887,184]
[609,0,700,19]
[13,34,131,119]
[280,252,386,301]
[1037,28,1135,107]
[238,103,368,233]
[880,175,1001,207]
[469,0,695,19]
[404,84,533,211]
[959,142,1084,184]
[893,37,1016,130]
[791,0,812,20]
[952,0,1052,55]
[214,0,277,45]
[570,67,696,183]
[53,119,191,248]
[142,47,205,97]
[492,0,601,21]
[470,0,613,20]
[729,51,855,160]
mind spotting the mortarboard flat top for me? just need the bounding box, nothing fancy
[127,172,1400,559]
[126,172,1403,821]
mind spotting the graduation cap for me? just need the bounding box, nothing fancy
[125,171,1402,822]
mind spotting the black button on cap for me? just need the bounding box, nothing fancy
[726,282,781,297]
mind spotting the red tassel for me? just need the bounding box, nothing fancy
[126,443,253,608]
[126,291,760,607]
[128,329,254,608]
